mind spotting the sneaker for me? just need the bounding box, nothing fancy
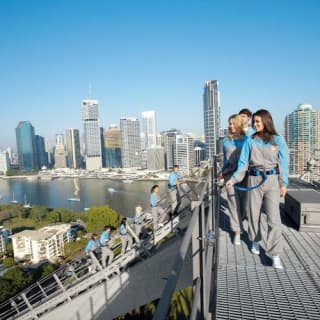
[251,241,260,255]
[234,233,241,246]
[272,256,283,269]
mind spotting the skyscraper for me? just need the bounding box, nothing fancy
[175,134,195,175]
[147,146,165,171]
[159,128,181,170]
[15,121,37,170]
[35,135,48,169]
[54,134,67,168]
[66,129,81,169]
[285,104,320,180]
[141,111,157,149]
[120,117,141,168]
[203,80,221,161]
[104,125,122,168]
[81,99,102,171]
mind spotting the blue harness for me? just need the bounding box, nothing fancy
[234,167,278,192]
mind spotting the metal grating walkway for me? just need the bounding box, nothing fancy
[214,194,320,320]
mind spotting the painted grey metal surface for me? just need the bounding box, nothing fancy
[214,189,320,319]
[284,188,320,231]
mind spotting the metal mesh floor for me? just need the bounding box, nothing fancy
[215,195,320,320]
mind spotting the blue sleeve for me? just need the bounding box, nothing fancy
[276,135,289,187]
[85,240,92,253]
[230,137,251,184]
[100,232,107,245]
[150,194,157,206]
[120,224,126,235]
[168,172,176,186]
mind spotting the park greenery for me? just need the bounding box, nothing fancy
[0,204,122,233]
[5,169,39,176]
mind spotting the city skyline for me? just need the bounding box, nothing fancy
[1,1,320,147]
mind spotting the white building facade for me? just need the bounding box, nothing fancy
[141,111,157,149]
[175,134,195,175]
[54,134,67,168]
[11,224,72,263]
[147,146,165,171]
[81,99,102,171]
[0,151,10,175]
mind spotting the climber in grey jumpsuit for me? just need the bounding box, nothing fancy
[226,109,289,269]
[222,114,246,245]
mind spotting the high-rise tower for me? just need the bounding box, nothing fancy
[104,125,122,168]
[15,121,37,170]
[141,111,157,149]
[66,129,81,169]
[203,80,221,161]
[284,104,320,180]
[54,134,67,168]
[81,99,102,171]
[120,117,141,168]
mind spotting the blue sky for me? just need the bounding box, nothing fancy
[1,0,319,148]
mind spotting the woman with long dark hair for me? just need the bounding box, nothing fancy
[226,109,289,269]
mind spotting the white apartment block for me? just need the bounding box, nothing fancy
[11,224,72,263]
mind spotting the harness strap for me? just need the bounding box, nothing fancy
[234,173,267,191]
[233,166,277,191]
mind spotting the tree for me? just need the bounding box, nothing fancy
[63,238,87,261]
[6,243,14,257]
[29,206,48,223]
[40,264,57,278]
[3,267,33,292]
[2,257,16,268]
[84,206,122,233]
[0,279,12,303]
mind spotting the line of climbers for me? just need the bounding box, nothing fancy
[85,165,185,274]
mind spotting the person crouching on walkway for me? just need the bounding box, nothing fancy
[119,218,133,255]
[100,226,114,268]
[226,109,289,269]
[222,114,246,245]
[150,185,168,231]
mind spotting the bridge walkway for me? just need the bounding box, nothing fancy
[213,192,320,320]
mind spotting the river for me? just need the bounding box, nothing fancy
[0,177,168,217]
